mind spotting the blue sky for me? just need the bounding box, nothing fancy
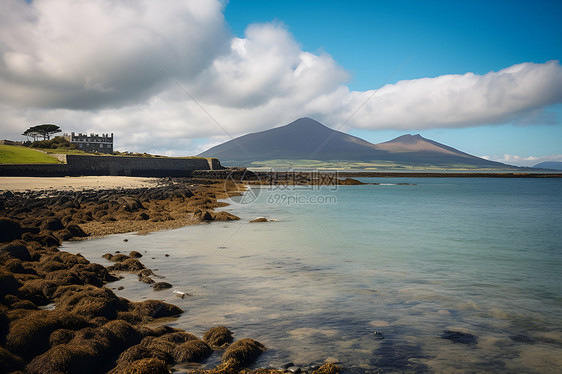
[225,0,562,163]
[1,0,561,166]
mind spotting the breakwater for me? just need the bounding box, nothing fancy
[0,155,222,177]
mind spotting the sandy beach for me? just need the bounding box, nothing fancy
[0,176,160,192]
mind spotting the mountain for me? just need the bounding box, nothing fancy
[533,161,562,170]
[198,117,508,168]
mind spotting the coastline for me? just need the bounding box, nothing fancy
[0,176,339,373]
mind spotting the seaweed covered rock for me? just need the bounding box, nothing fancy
[54,285,128,320]
[0,218,23,242]
[212,211,240,221]
[0,242,31,261]
[313,363,341,374]
[26,343,97,374]
[45,269,84,286]
[159,331,199,344]
[0,268,21,297]
[41,217,65,231]
[49,328,76,346]
[0,345,24,373]
[111,357,168,374]
[222,338,266,367]
[173,339,212,363]
[107,258,145,272]
[203,326,234,349]
[115,344,153,366]
[129,300,183,321]
[0,308,8,345]
[101,320,144,351]
[6,310,89,360]
[18,278,58,305]
[138,336,175,363]
[66,224,88,238]
[153,281,172,291]
[28,320,145,374]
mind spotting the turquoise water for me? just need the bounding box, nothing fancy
[63,178,562,373]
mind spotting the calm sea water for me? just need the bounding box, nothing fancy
[63,178,562,373]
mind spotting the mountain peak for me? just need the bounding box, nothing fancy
[198,117,505,168]
[383,133,425,145]
[283,117,328,129]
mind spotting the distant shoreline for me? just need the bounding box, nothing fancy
[335,171,562,178]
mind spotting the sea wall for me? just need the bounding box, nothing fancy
[0,155,222,177]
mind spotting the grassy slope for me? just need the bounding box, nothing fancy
[244,159,520,171]
[0,145,60,164]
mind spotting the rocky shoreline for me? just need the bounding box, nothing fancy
[0,177,340,374]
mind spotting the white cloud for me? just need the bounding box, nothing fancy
[340,61,562,130]
[0,0,561,156]
[481,154,562,167]
[0,0,229,110]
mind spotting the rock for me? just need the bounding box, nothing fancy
[129,300,183,320]
[0,268,21,297]
[112,357,168,374]
[250,217,268,223]
[42,218,65,231]
[6,310,89,360]
[0,218,23,242]
[288,366,302,373]
[313,363,341,374]
[280,362,295,369]
[66,224,88,238]
[139,276,155,284]
[129,251,142,258]
[0,346,25,373]
[212,211,240,221]
[107,258,146,272]
[337,178,364,185]
[200,211,213,221]
[0,243,31,261]
[173,340,212,363]
[203,326,234,348]
[222,338,266,366]
[110,254,129,263]
[153,282,172,291]
[441,330,478,345]
[159,331,199,344]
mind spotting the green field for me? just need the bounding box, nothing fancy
[244,159,520,171]
[0,145,61,164]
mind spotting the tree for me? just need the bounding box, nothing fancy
[23,124,62,141]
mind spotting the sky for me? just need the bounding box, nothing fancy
[1,0,561,166]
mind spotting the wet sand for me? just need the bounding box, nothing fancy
[0,176,160,192]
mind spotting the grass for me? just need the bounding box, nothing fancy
[0,145,60,164]
[0,144,209,163]
[40,148,96,156]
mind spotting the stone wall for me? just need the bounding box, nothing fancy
[0,155,222,177]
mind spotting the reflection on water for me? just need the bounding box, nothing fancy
[62,178,562,373]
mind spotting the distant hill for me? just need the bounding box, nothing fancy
[198,117,510,169]
[533,161,562,170]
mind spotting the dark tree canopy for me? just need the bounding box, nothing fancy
[23,124,62,141]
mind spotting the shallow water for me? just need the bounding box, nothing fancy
[62,178,562,373]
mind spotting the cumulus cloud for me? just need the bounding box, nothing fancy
[0,0,229,110]
[0,0,561,155]
[342,61,562,130]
